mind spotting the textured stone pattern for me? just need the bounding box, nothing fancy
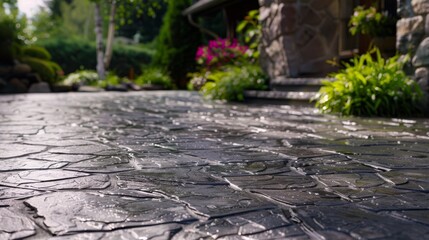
[1,91,429,239]
[259,0,340,79]
[398,0,429,93]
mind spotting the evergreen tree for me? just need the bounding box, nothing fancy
[153,0,201,88]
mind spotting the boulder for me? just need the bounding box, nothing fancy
[12,64,32,75]
[28,82,51,93]
[124,82,141,91]
[397,16,424,39]
[141,84,165,90]
[415,67,429,91]
[413,37,429,67]
[51,85,74,93]
[105,85,128,92]
[0,78,6,88]
[78,86,105,92]
[398,0,414,18]
[412,0,429,15]
[0,65,12,76]
[8,78,28,93]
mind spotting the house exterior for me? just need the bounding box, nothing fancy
[183,0,363,80]
[258,0,358,79]
[398,0,429,93]
[184,0,429,93]
[183,0,259,39]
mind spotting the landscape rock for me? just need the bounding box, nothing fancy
[12,63,32,75]
[397,16,424,40]
[28,82,51,93]
[412,0,429,14]
[8,78,28,93]
[77,85,105,92]
[413,37,429,67]
[415,67,429,91]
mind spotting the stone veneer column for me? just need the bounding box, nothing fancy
[397,0,429,93]
[258,0,340,80]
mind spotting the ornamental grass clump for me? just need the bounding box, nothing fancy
[315,49,423,117]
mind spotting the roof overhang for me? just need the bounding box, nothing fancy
[182,0,238,15]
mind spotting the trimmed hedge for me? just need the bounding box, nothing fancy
[22,46,52,60]
[38,38,153,77]
[20,56,63,84]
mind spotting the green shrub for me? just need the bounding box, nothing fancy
[22,46,52,60]
[99,73,127,88]
[349,6,396,37]
[200,64,268,101]
[38,38,153,76]
[135,67,173,89]
[152,0,202,88]
[0,17,63,84]
[315,49,423,116]
[20,56,62,84]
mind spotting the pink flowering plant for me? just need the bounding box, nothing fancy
[188,10,268,100]
[195,38,248,69]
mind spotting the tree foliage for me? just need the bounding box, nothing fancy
[152,0,202,88]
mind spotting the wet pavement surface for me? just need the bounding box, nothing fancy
[0,91,429,239]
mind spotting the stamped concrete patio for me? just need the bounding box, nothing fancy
[0,91,428,239]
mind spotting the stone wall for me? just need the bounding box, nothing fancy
[397,0,429,93]
[258,0,340,80]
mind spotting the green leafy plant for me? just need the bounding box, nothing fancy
[62,70,100,86]
[103,73,122,87]
[315,49,423,116]
[135,67,173,89]
[236,9,261,60]
[349,6,396,37]
[200,64,268,101]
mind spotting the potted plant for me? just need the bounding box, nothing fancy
[349,5,397,56]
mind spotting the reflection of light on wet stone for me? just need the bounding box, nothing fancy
[25,192,196,235]
[0,92,428,239]
[31,154,95,165]
[48,144,112,154]
[0,158,67,171]
[3,169,88,184]
[0,144,46,159]
[0,208,36,239]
